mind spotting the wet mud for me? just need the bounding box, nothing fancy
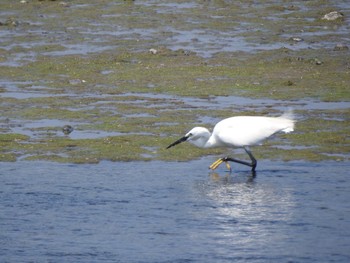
[0,0,349,163]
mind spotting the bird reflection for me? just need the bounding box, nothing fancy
[209,170,256,184]
[191,167,294,252]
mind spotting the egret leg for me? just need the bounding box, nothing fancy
[211,147,257,172]
[244,147,257,171]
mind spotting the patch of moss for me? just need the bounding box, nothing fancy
[0,0,349,163]
[0,133,30,161]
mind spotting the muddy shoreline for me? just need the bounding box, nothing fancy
[0,0,349,163]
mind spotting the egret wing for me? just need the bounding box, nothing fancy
[214,116,292,147]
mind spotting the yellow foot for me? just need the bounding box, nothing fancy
[209,158,223,170]
[209,158,232,171]
[225,161,231,171]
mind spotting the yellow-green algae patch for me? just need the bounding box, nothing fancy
[4,46,348,101]
[1,47,349,163]
[0,0,349,163]
[0,133,30,162]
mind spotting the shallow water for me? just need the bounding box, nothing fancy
[1,1,349,259]
[2,91,348,141]
[1,160,349,262]
[1,0,349,64]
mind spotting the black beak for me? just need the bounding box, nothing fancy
[166,135,188,149]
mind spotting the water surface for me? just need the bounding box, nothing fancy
[1,160,349,262]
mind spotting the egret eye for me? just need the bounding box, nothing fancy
[186,132,194,139]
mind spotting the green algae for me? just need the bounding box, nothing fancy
[0,133,30,161]
[7,46,347,102]
[0,0,349,163]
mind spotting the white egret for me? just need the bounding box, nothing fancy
[167,111,295,171]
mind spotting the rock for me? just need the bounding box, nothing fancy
[285,80,294,86]
[0,18,19,27]
[322,11,344,21]
[333,44,349,51]
[59,1,70,7]
[289,37,304,42]
[149,48,158,55]
[62,125,74,135]
[314,58,323,65]
[69,79,86,85]
[309,58,323,65]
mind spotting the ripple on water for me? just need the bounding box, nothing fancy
[2,160,349,262]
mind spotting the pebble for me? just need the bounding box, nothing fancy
[290,37,303,42]
[149,48,158,55]
[322,11,344,21]
[314,58,323,65]
[333,44,349,51]
[62,125,74,135]
[69,79,86,85]
[59,1,70,7]
[0,18,19,27]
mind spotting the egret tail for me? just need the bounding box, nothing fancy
[279,109,295,133]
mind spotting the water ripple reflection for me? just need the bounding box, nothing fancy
[0,160,349,262]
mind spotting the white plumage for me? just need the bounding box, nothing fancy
[167,111,295,171]
[211,115,294,147]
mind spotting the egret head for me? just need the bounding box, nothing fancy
[166,127,211,149]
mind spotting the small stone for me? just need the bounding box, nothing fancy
[149,48,158,55]
[314,58,323,65]
[285,80,294,86]
[62,125,74,135]
[333,43,349,51]
[69,79,86,85]
[322,11,344,21]
[10,20,19,26]
[0,18,19,27]
[59,1,70,7]
[290,37,303,42]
